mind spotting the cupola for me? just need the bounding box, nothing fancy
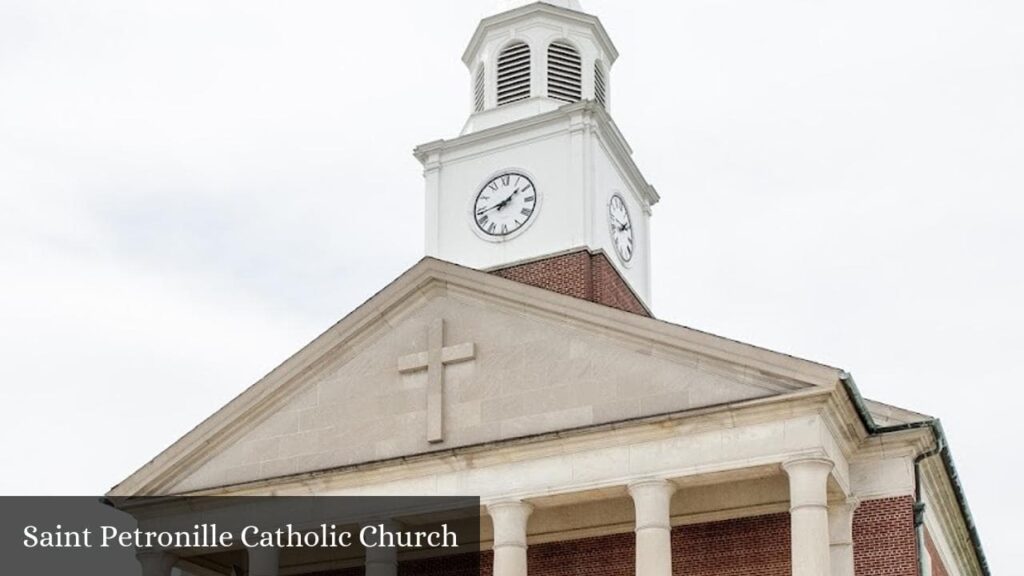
[461,1,618,134]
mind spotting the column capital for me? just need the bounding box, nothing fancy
[488,499,532,576]
[783,457,833,511]
[785,457,833,576]
[487,499,535,516]
[782,456,835,475]
[627,478,676,532]
[487,499,533,551]
[627,478,675,576]
[136,550,177,576]
[626,477,677,496]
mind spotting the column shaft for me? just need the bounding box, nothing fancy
[248,545,280,576]
[783,458,834,576]
[365,520,401,576]
[628,478,677,576]
[488,500,533,576]
[828,500,857,576]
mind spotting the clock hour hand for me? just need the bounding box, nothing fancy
[478,188,521,214]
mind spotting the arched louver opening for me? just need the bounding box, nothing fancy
[473,65,485,112]
[497,41,531,106]
[594,61,608,108]
[547,41,582,103]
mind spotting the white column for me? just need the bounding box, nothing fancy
[488,500,533,576]
[248,545,280,576]
[783,457,834,576]
[828,499,858,576]
[365,520,401,576]
[628,478,677,576]
[136,550,177,576]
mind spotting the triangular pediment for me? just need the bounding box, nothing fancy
[109,258,841,497]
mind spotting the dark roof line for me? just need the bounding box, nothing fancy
[839,372,989,576]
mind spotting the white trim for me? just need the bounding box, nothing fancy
[415,101,659,207]
[463,3,618,67]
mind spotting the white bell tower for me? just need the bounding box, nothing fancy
[414,1,659,305]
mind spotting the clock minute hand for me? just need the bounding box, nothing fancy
[478,188,521,214]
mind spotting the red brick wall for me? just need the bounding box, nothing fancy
[401,551,486,576]
[318,499,922,576]
[673,513,791,576]
[853,496,918,576]
[523,513,789,576]
[491,251,593,302]
[529,531,633,576]
[312,551,486,576]
[490,250,650,317]
[590,255,649,317]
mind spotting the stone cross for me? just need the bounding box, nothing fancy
[397,318,475,443]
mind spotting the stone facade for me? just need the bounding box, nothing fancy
[111,260,986,576]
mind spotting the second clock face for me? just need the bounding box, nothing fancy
[473,172,537,238]
[608,193,635,263]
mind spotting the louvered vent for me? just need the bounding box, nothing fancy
[473,65,485,112]
[497,42,531,106]
[594,61,608,108]
[547,41,582,103]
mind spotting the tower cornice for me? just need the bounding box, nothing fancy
[462,2,619,67]
[413,101,658,207]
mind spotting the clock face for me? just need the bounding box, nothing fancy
[472,172,537,238]
[608,193,635,263]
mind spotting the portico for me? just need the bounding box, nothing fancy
[131,373,882,576]
[110,258,984,576]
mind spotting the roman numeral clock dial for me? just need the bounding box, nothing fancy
[472,172,538,239]
[608,193,635,263]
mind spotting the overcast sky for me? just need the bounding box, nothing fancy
[1,0,1021,570]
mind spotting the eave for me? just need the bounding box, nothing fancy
[413,101,659,207]
[461,2,619,67]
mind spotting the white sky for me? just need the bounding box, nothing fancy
[1,0,1020,571]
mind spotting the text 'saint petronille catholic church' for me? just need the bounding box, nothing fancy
[110,2,988,576]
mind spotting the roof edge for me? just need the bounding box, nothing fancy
[839,372,989,576]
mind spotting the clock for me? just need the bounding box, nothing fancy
[472,172,538,239]
[608,193,634,263]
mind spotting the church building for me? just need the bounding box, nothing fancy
[109,2,988,575]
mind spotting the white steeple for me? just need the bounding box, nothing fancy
[414,2,658,305]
